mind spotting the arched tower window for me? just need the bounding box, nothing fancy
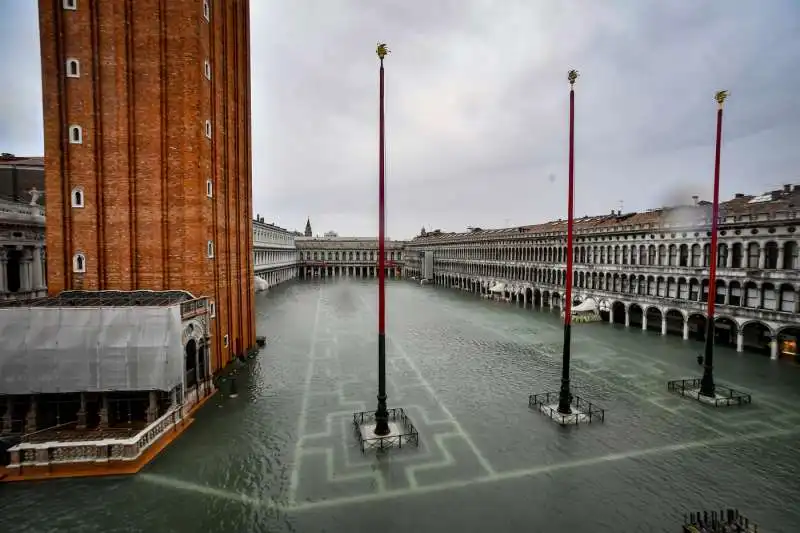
[66,58,80,77]
[71,187,84,208]
[73,253,86,273]
[68,125,83,144]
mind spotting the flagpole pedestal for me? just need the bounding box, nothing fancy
[666,379,752,407]
[353,408,420,453]
[528,391,606,426]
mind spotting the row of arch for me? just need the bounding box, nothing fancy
[419,240,800,270]
[300,250,402,262]
[418,262,799,316]
[427,271,799,359]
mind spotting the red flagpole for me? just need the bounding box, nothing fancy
[558,70,579,415]
[699,90,728,397]
[374,43,390,435]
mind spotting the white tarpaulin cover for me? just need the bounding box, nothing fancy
[572,298,599,313]
[489,282,506,294]
[0,305,185,395]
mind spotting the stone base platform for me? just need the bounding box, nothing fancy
[667,378,752,407]
[353,407,420,453]
[528,391,606,426]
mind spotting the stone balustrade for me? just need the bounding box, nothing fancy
[5,407,184,469]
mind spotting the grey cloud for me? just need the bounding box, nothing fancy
[3,0,800,239]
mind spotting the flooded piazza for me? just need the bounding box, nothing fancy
[2,279,799,533]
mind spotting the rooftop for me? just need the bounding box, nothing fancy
[413,184,800,241]
[0,155,44,168]
[0,290,195,308]
[253,216,291,233]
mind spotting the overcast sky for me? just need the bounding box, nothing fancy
[1,1,799,239]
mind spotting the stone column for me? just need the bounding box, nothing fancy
[608,310,614,324]
[25,396,38,434]
[758,247,766,269]
[682,319,689,340]
[624,308,630,327]
[0,247,8,293]
[98,394,109,429]
[1,396,12,434]
[770,335,779,360]
[76,392,87,430]
[736,331,744,353]
[661,316,667,336]
[19,249,32,291]
[32,245,45,290]
[642,314,648,331]
[146,391,159,423]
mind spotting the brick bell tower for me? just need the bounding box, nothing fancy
[37,0,255,371]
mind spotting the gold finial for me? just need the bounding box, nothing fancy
[715,90,729,109]
[568,69,579,87]
[377,43,390,60]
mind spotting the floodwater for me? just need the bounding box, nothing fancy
[2,279,799,532]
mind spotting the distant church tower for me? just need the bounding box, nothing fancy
[304,218,312,237]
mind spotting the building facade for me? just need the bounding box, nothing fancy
[296,237,405,279]
[405,185,800,361]
[0,0,255,480]
[37,0,255,366]
[0,156,46,301]
[253,215,297,288]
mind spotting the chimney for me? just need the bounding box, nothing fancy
[784,184,792,193]
[691,195,699,206]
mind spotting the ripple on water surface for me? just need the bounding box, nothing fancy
[2,280,800,532]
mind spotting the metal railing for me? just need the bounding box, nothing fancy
[683,509,760,532]
[528,391,606,424]
[353,407,420,453]
[667,379,752,407]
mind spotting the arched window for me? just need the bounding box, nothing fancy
[69,125,82,144]
[73,253,86,273]
[204,120,212,139]
[66,58,80,77]
[71,187,84,208]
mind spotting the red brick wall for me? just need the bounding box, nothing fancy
[38,0,255,372]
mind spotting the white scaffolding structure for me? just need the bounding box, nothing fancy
[0,305,185,395]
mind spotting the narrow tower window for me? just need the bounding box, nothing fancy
[204,60,212,80]
[207,240,214,258]
[203,0,210,21]
[68,125,82,144]
[223,334,229,348]
[209,300,216,318]
[66,58,80,78]
[71,187,84,208]
[63,0,77,10]
[73,253,86,273]
[205,120,212,139]
[206,179,213,198]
